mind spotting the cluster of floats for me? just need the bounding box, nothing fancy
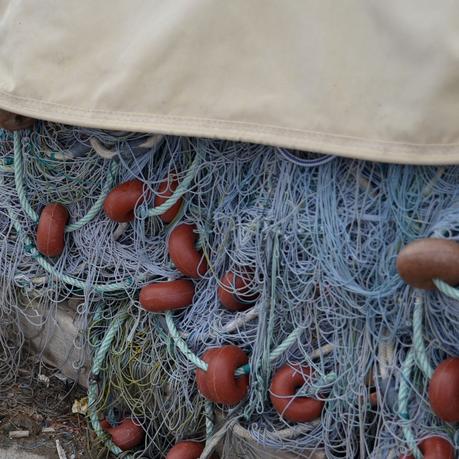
[33,169,459,458]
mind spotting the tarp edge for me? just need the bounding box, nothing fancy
[1,91,458,166]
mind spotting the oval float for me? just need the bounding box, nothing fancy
[400,436,454,459]
[217,270,258,311]
[428,357,459,422]
[196,348,220,400]
[270,364,324,423]
[166,441,205,459]
[396,238,459,290]
[139,280,195,313]
[154,177,183,223]
[166,440,218,459]
[168,224,207,278]
[102,418,145,451]
[104,179,145,222]
[0,109,35,131]
[203,345,249,406]
[36,203,69,257]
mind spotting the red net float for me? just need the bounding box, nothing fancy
[101,418,145,451]
[103,179,146,222]
[197,345,249,406]
[36,203,69,257]
[166,440,218,459]
[217,270,258,311]
[270,364,324,423]
[168,223,207,278]
[396,238,459,290]
[99,419,111,430]
[154,177,183,223]
[428,357,459,422]
[196,348,219,400]
[139,279,195,313]
[166,440,213,459]
[399,436,455,459]
[0,109,35,131]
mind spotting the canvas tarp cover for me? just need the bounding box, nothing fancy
[0,0,458,164]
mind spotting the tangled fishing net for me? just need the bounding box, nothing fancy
[0,121,458,458]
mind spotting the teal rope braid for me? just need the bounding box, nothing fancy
[88,309,135,458]
[165,311,208,371]
[205,400,214,438]
[412,297,434,379]
[297,372,337,397]
[7,207,133,293]
[269,327,303,361]
[398,349,422,459]
[165,311,249,375]
[14,131,39,222]
[433,278,459,301]
[139,153,201,218]
[29,244,133,293]
[14,131,118,232]
[165,311,312,377]
[65,160,119,232]
[266,234,280,362]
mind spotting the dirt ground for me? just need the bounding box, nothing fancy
[0,445,50,458]
[0,361,98,459]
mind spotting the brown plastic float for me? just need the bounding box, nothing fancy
[103,179,146,222]
[217,270,258,311]
[0,109,35,131]
[428,357,459,423]
[195,348,219,400]
[396,238,459,290]
[168,223,207,278]
[139,279,195,313]
[154,177,183,223]
[166,440,217,459]
[400,435,454,459]
[100,418,145,451]
[196,345,249,406]
[36,203,69,257]
[270,364,324,423]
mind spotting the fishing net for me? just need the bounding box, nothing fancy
[0,121,458,458]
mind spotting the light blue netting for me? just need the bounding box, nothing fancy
[0,122,458,458]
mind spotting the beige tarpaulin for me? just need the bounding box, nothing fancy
[0,0,458,164]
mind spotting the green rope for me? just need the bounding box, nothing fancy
[14,131,39,222]
[165,311,249,375]
[6,136,133,293]
[164,234,320,383]
[165,311,208,371]
[14,131,118,232]
[266,233,280,361]
[205,401,214,438]
[87,309,135,458]
[269,327,303,361]
[412,297,434,379]
[9,132,198,294]
[139,152,201,218]
[65,160,118,232]
[165,309,310,378]
[433,278,459,301]
[7,206,133,293]
[398,349,422,459]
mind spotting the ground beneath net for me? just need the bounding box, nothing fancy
[0,363,94,459]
